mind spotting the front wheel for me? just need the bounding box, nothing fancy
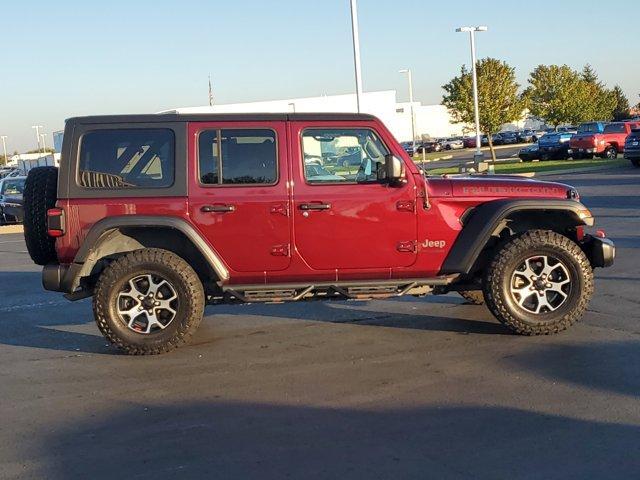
[483,230,593,335]
[93,248,205,355]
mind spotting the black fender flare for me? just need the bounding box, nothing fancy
[59,215,229,294]
[439,199,592,275]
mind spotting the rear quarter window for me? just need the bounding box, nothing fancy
[78,129,175,189]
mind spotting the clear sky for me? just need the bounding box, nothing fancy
[2,0,638,152]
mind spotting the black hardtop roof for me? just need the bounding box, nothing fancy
[66,112,379,125]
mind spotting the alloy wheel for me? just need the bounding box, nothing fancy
[509,255,572,314]
[116,274,179,334]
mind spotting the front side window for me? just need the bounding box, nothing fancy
[199,129,277,185]
[78,129,174,189]
[301,128,389,184]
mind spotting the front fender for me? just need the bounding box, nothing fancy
[440,199,593,275]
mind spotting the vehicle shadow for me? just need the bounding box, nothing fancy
[0,271,112,355]
[27,402,640,479]
[212,296,511,336]
[506,340,640,398]
[0,271,510,354]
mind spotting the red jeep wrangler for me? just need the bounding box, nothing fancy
[22,113,615,354]
[570,121,640,159]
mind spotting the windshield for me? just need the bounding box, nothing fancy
[1,178,25,196]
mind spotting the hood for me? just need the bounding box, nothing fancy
[427,175,573,200]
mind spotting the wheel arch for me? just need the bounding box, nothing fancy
[440,199,592,276]
[61,216,229,294]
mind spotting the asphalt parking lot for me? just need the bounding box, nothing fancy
[1,167,639,479]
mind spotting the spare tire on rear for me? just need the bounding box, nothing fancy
[23,167,58,265]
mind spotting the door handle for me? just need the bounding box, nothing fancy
[299,203,331,211]
[201,204,236,213]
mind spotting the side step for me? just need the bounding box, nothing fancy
[217,276,458,304]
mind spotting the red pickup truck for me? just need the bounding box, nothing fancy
[570,121,640,159]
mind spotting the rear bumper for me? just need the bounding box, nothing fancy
[583,235,615,268]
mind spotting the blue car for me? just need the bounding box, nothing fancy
[538,133,573,160]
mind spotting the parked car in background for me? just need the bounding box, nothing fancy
[532,129,547,142]
[624,128,640,168]
[0,176,26,224]
[518,143,539,162]
[0,168,21,179]
[400,141,416,157]
[517,129,536,143]
[538,133,573,160]
[570,121,640,159]
[416,141,442,153]
[568,122,607,159]
[463,135,489,148]
[492,132,518,145]
[439,137,464,150]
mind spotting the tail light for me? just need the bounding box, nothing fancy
[47,208,65,237]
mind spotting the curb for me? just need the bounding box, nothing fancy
[414,154,453,163]
[0,225,23,235]
[533,163,627,177]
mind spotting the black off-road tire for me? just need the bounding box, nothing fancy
[23,166,58,265]
[483,230,594,335]
[93,248,205,355]
[458,290,485,305]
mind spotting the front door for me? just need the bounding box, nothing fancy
[291,122,418,272]
[188,122,291,273]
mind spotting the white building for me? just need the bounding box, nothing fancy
[8,152,60,170]
[163,90,467,143]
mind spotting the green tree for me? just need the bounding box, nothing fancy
[526,64,617,125]
[525,65,586,126]
[26,147,56,154]
[611,86,631,120]
[580,65,617,121]
[442,58,525,161]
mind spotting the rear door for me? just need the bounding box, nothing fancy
[188,122,291,273]
[291,121,418,272]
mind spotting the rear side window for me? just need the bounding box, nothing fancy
[78,129,175,189]
[198,129,277,185]
[577,123,601,134]
[603,123,626,134]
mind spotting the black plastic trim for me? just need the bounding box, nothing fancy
[55,216,229,294]
[440,199,592,275]
[65,113,378,125]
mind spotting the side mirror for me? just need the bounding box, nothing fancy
[384,154,406,186]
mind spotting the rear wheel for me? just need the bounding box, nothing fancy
[93,248,205,355]
[604,146,618,160]
[23,167,58,265]
[484,230,593,335]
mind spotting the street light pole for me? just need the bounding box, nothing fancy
[40,133,48,155]
[399,69,417,153]
[456,26,487,166]
[0,136,8,166]
[31,125,44,152]
[349,0,363,113]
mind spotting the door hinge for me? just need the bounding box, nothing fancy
[396,200,415,212]
[270,203,289,216]
[271,244,290,257]
[396,240,417,253]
